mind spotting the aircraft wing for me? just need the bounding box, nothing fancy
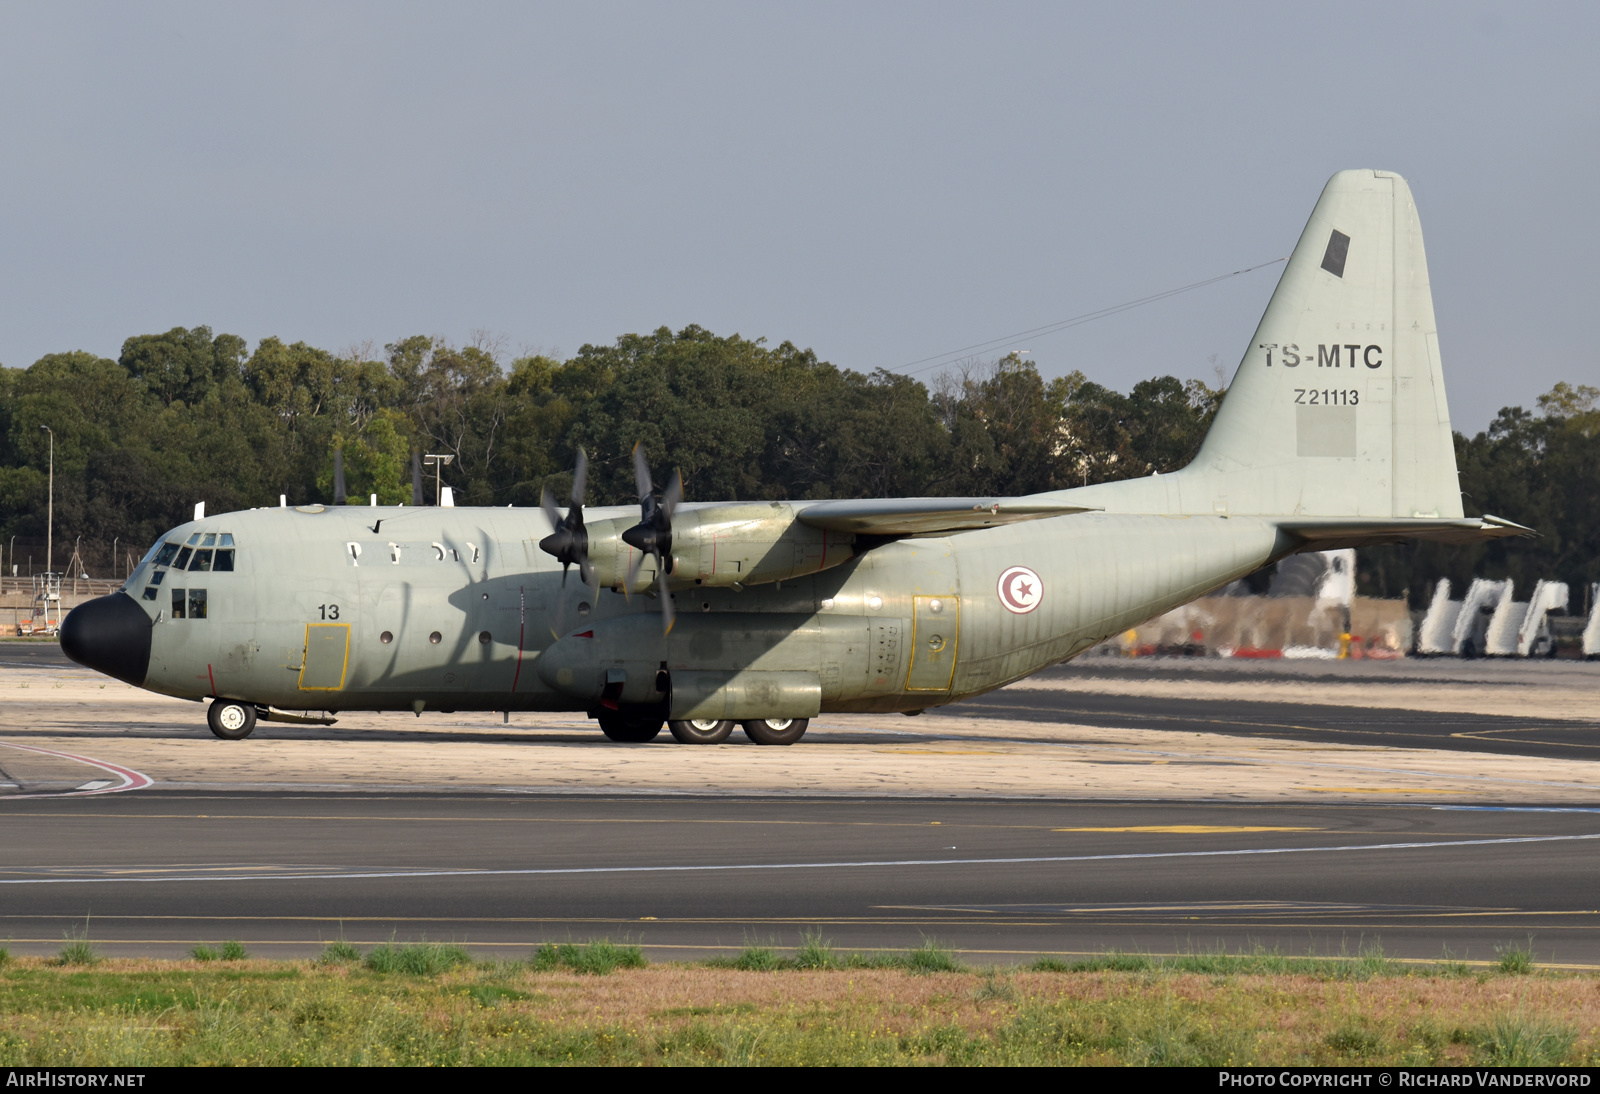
[795,498,1095,536]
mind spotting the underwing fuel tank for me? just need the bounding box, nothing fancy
[537,611,840,719]
[582,503,856,592]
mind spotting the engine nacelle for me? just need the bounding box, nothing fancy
[583,503,856,592]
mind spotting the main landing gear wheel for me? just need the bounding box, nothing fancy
[207,699,257,741]
[668,718,734,744]
[597,712,664,742]
[741,717,808,746]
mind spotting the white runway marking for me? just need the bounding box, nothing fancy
[0,741,153,797]
[2,831,1597,886]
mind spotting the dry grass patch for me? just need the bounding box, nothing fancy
[0,957,1596,1065]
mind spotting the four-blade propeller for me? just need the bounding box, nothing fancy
[538,448,592,587]
[535,444,684,635]
[621,444,682,634]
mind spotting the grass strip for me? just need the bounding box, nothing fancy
[705,935,963,973]
[0,941,1594,1066]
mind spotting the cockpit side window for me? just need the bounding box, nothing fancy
[174,546,193,570]
[189,549,213,572]
[188,590,207,619]
[213,550,234,572]
[171,588,186,619]
[154,543,180,567]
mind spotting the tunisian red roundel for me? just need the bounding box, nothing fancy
[997,566,1043,614]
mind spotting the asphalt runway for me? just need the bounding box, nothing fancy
[14,637,1597,759]
[0,641,71,667]
[935,689,1600,762]
[5,792,1600,965]
[7,639,1600,965]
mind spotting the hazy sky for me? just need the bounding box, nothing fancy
[1,2,1595,430]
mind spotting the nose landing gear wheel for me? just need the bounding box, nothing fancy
[741,717,808,746]
[668,718,734,744]
[207,699,257,741]
[597,712,665,742]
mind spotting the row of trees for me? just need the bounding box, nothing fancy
[1360,381,1600,610]
[0,323,1591,606]
[0,324,1218,575]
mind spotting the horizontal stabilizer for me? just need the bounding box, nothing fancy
[1279,513,1534,549]
[797,498,1093,536]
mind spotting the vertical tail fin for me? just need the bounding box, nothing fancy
[1190,169,1462,519]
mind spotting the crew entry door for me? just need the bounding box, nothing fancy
[905,594,958,692]
[299,623,350,691]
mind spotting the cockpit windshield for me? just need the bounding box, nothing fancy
[141,533,238,602]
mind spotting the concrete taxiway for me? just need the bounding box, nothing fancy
[2,643,1598,964]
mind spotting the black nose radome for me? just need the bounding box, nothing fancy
[60,592,152,687]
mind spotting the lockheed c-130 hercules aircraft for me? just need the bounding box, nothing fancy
[60,170,1526,745]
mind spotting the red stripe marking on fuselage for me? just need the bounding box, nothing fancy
[207,664,216,697]
[510,586,525,693]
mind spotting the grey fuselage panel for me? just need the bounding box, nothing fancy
[121,504,1289,715]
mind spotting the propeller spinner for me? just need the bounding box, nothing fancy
[621,443,682,633]
[538,449,593,587]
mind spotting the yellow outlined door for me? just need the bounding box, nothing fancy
[905,595,958,692]
[299,623,350,690]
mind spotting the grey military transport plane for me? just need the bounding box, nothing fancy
[60,170,1525,745]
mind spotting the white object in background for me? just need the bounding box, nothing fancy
[1282,646,1339,660]
[280,494,287,508]
[193,501,205,520]
[1517,581,1570,657]
[1583,584,1600,658]
[1483,583,1522,656]
[370,494,378,507]
[1313,549,1356,607]
[441,486,455,507]
[1417,579,1458,654]
[1451,579,1505,655]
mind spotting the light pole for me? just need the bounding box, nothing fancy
[422,453,454,505]
[39,426,52,576]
